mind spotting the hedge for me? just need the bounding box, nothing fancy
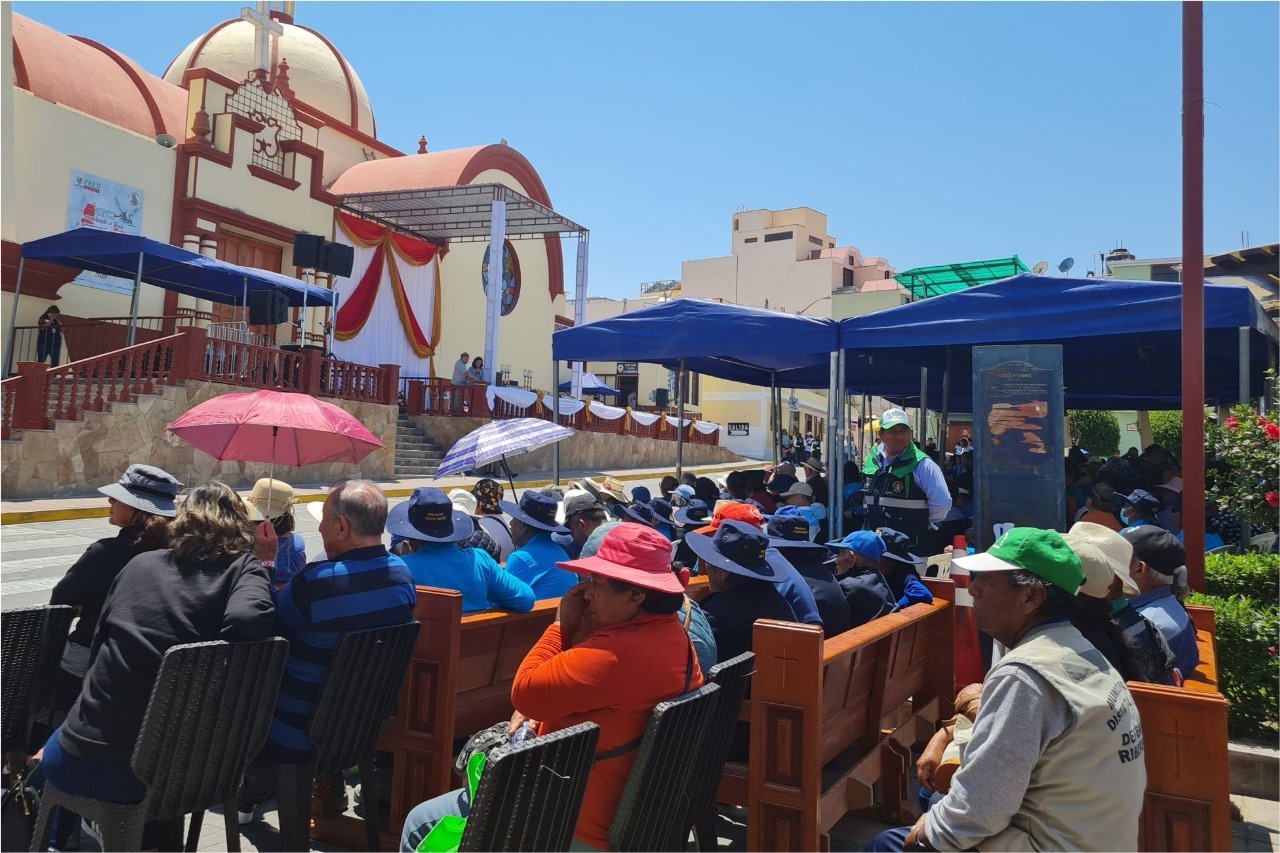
[1187,552,1279,737]
[1069,410,1120,457]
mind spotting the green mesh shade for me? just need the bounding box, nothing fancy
[894,257,1030,299]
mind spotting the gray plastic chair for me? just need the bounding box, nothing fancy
[30,638,288,852]
[684,652,755,850]
[458,722,601,852]
[1,604,75,753]
[609,683,721,852]
[271,621,420,852]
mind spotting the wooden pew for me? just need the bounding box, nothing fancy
[1130,604,1231,852]
[925,578,1230,852]
[710,600,955,851]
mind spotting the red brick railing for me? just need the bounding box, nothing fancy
[3,327,398,436]
[401,378,719,446]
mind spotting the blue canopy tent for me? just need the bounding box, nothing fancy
[837,274,1277,410]
[551,298,842,482]
[6,228,336,369]
[557,371,622,397]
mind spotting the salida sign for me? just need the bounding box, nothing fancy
[727,422,750,436]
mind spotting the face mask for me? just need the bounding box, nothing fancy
[1120,508,1133,525]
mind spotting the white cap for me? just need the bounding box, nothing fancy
[879,408,911,430]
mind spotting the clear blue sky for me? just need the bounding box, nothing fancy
[16,1,1278,299]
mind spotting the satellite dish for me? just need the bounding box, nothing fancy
[1032,261,1050,275]
[1058,257,1075,273]
[155,134,178,149]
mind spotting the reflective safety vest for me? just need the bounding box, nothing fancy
[862,443,931,546]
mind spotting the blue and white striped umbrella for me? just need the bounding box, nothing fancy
[434,417,576,480]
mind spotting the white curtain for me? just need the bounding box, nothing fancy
[587,401,628,420]
[329,232,437,378]
[692,420,722,434]
[629,410,661,426]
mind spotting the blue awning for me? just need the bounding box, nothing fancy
[838,274,1277,409]
[21,227,335,307]
[552,298,839,387]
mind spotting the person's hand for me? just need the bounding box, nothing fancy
[903,812,930,848]
[253,519,278,561]
[507,711,527,737]
[916,725,953,792]
[557,582,595,648]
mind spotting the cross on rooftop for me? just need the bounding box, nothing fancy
[241,2,284,74]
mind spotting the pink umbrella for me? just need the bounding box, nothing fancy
[167,389,384,514]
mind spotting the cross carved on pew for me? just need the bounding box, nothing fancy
[773,643,799,690]
[1157,717,1196,777]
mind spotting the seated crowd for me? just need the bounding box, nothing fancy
[25,433,1212,851]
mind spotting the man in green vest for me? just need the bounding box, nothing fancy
[862,408,951,554]
[869,528,1146,852]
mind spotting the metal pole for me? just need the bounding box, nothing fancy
[552,357,561,485]
[941,346,952,453]
[833,349,847,538]
[918,367,928,449]
[860,389,869,460]
[676,358,686,479]
[826,351,839,519]
[770,371,779,465]
[1182,0,1206,589]
[4,256,26,376]
[1238,327,1250,404]
[571,236,588,398]
[126,253,145,347]
[483,192,507,385]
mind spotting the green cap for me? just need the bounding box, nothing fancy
[879,408,912,430]
[953,527,1084,594]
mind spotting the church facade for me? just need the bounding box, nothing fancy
[1,3,571,385]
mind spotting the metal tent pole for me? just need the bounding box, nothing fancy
[675,358,686,480]
[941,346,952,453]
[483,191,507,385]
[4,256,26,375]
[552,357,561,485]
[1238,327,1250,403]
[826,351,839,520]
[918,367,927,449]
[833,349,847,538]
[770,371,779,465]
[126,253,144,347]
[571,236,588,398]
[1181,0,1206,588]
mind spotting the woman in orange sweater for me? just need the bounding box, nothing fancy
[399,522,701,852]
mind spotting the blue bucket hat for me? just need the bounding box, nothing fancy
[387,487,475,544]
[685,520,788,582]
[876,527,924,566]
[99,464,181,518]
[648,497,675,523]
[1121,489,1164,521]
[765,506,823,550]
[622,501,660,527]
[500,491,570,534]
[826,530,887,562]
[673,498,712,527]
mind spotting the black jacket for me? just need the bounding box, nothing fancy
[836,568,898,628]
[59,549,274,762]
[51,530,148,648]
[701,579,795,664]
[775,549,852,637]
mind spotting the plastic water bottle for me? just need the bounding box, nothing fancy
[510,721,537,744]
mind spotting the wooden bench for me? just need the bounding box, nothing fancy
[923,578,1230,852]
[1130,604,1230,852]
[710,600,955,851]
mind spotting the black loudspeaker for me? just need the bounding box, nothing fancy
[322,242,355,277]
[248,290,289,325]
[294,233,325,268]
[654,388,670,408]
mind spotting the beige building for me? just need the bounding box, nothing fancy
[2,4,572,387]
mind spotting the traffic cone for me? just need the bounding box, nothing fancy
[949,535,985,690]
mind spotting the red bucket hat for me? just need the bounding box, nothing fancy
[558,523,684,594]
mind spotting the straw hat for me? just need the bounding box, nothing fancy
[599,477,631,504]
[242,478,296,520]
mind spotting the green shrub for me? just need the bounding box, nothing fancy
[1069,410,1120,457]
[1206,552,1280,602]
[1185,592,1279,737]
[1149,410,1183,458]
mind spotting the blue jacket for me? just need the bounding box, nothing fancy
[1131,585,1200,676]
[506,533,577,600]
[401,542,534,613]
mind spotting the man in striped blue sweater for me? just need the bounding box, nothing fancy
[239,479,417,824]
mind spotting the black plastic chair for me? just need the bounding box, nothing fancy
[271,621,420,853]
[609,683,721,852]
[30,638,288,852]
[684,652,756,850]
[458,722,601,851]
[1,604,75,753]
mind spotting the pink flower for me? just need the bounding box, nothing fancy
[1266,423,1280,441]
[1266,492,1279,509]
[1225,417,1240,430]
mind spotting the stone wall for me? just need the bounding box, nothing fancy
[1,380,396,499]
[415,415,742,474]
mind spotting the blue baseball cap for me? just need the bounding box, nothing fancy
[826,530,887,562]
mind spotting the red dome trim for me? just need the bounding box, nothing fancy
[295,24,365,135]
[164,18,236,82]
[12,40,29,90]
[72,37,167,138]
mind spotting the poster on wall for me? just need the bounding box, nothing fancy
[65,169,146,295]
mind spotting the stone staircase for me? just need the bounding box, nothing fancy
[394,413,445,477]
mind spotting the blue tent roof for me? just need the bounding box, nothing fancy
[21,228,335,307]
[838,274,1277,409]
[552,298,839,386]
